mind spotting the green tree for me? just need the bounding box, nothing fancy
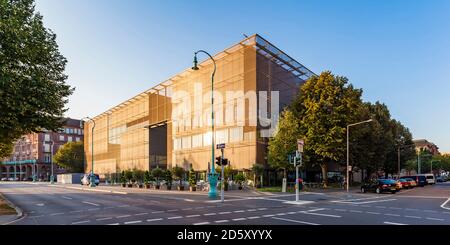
[0,0,73,145]
[268,110,299,179]
[293,71,364,187]
[0,141,14,158]
[52,141,84,172]
[251,163,265,188]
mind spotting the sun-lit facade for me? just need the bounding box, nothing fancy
[84,34,314,176]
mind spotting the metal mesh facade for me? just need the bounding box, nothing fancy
[84,34,314,175]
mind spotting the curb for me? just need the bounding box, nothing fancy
[0,192,26,225]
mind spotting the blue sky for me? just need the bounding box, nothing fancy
[35,0,450,152]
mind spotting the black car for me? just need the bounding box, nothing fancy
[361,179,398,194]
[401,175,427,187]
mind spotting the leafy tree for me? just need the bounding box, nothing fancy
[152,167,164,185]
[188,167,197,187]
[0,141,14,158]
[143,170,150,185]
[292,71,364,187]
[164,169,173,187]
[124,170,133,183]
[172,166,185,186]
[268,110,299,179]
[132,169,144,184]
[251,163,265,187]
[52,141,84,172]
[0,0,73,145]
[120,170,126,185]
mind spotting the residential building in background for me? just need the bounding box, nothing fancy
[413,139,440,155]
[0,118,84,180]
[83,34,314,178]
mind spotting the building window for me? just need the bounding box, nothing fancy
[203,132,212,146]
[68,136,73,142]
[182,136,191,149]
[192,134,202,148]
[44,153,51,163]
[173,138,182,150]
[44,144,50,152]
[76,137,81,142]
[59,135,65,141]
[44,134,50,142]
[229,127,243,142]
[215,129,228,144]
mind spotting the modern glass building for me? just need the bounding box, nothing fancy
[83,34,314,176]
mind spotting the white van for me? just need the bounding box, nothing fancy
[423,174,435,185]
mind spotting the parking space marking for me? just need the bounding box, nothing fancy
[204,213,216,216]
[116,215,131,219]
[215,220,229,223]
[247,216,261,220]
[134,213,148,216]
[107,223,120,225]
[366,211,381,215]
[186,214,201,218]
[193,222,210,225]
[232,218,247,221]
[96,217,113,221]
[82,201,100,206]
[384,213,401,217]
[426,217,444,221]
[404,215,421,219]
[124,220,142,224]
[72,220,90,225]
[147,218,163,222]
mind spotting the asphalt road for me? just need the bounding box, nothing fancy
[1,181,449,225]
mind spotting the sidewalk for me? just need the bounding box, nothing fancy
[0,193,23,225]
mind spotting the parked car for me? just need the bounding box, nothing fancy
[361,179,398,194]
[398,178,412,189]
[81,174,100,186]
[405,178,417,187]
[436,176,445,183]
[423,174,435,185]
[401,175,427,187]
[0,177,7,181]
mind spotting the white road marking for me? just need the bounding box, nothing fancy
[247,216,261,219]
[96,217,113,221]
[426,217,444,221]
[305,208,326,212]
[69,210,82,213]
[299,211,341,218]
[62,196,73,200]
[232,218,247,221]
[134,213,148,216]
[287,211,296,215]
[184,199,195,202]
[72,220,90,225]
[405,208,418,211]
[384,214,401,217]
[272,217,320,225]
[441,197,450,210]
[276,213,287,216]
[50,212,64,216]
[36,203,44,206]
[404,215,421,219]
[219,211,231,215]
[88,208,99,211]
[334,209,347,212]
[257,208,268,211]
[147,218,163,222]
[152,211,164,214]
[82,201,100,206]
[186,214,201,218]
[215,220,229,223]
[389,207,401,210]
[262,214,276,217]
[247,209,257,212]
[167,209,179,212]
[118,205,130,208]
[233,210,245,213]
[349,210,363,213]
[167,216,182,220]
[204,213,216,216]
[366,212,381,215]
[193,222,210,225]
[116,215,131,219]
[349,199,397,205]
[182,208,193,211]
[112,191,127,195]
[384,221,407,225]
[124,220,142,224]
[107,223,120,225]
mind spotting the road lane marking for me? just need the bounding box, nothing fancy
[233,210,245,213]
[82,201,100,206]
[271,217,320,225]
[232,218,247,221]
[124,220,142,224]
[276,213,287,216]
[96,217,113,221]
[257,208,268,211]
[247,209,257,212]
[404,215,421,219]
[72,220,90,225]
[384,221,407,225]
[167,216,182,220]
[204,213,216,216]
[287,212,296,215]
[215,220,229,223]
[107,223,119,225]
[36,203,44,206]
[305,208,326,212]
[366,212,381,215]
[116,215,131,219]
[405,208,418,211]
[147,218,163,222]
[62,196,73,200]
[50,212,64,216]
[262,214,275,217]
[384,213,400,217]
[334,209,347,212]
[167,209,179,212]
[186,214,201,218]
[219,211,231,215]
[151,211,164,214]
[426,217,444,221]
[112,191,127,195]
[389,207,401,210]
[349,210,363,213]
[247,216,261,219]
[193,222,210,225]
[134,213,148,216]
[350,199,397,205]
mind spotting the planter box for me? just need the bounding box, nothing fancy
[190,186,196,192]
[121,183,126,188]
[155,185,160,190]
[178,186,184,191]
[145,184,151,189]
[127,184,133,188]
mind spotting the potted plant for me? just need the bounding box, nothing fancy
[234,173,246,190]
[133,169,144,188]
[152,167,164,189]
[189,167,197,192]
[120,170,126,187]
[172,166,185,191]
[124,170,133,187]
[165,169,173,190]
[144,170,151,189]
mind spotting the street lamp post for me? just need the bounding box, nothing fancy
[346,119,373,193]
[46,140,55,184]
[192,50,218,199]
[81,117,96,187]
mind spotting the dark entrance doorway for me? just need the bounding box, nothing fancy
[148,123,167,169]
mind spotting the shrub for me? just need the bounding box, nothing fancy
[143,170,151,185]
[152,167,164,185]
[165,169,173,187]
[120,170,126,184]
[172,166,185,186]
[234,173,246,185]
[124,170,133,183]
[188,167,197,187]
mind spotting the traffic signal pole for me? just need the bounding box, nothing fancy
[221,148,225,203]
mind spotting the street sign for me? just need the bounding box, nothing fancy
[347,165,352,171]
[297,139,304,153]
[216,143,226,149]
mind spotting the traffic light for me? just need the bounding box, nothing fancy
[215,156,222,166]
[221,158,229,166]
